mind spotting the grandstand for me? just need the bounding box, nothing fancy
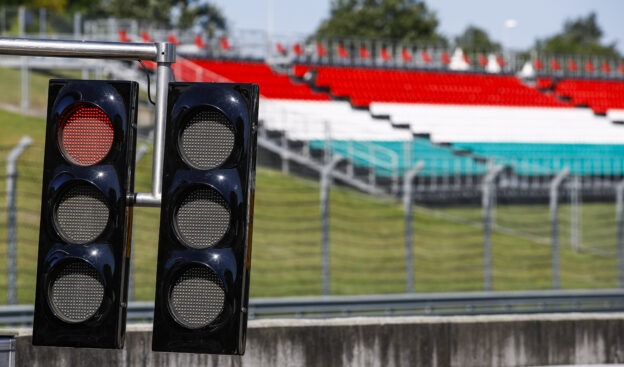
[124,29,624,201]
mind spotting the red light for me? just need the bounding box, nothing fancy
[59,103,114,166]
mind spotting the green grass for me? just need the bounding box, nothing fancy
[0,67,619,304]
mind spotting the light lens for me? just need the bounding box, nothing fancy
[174,187,230,249]
[59,103,114,166]
[49,261,104,323]
[55,184,109,244]
[169,266,225,329]
[179,108,235,170]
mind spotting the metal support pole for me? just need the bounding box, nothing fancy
[320,155,345,296]
[403,161,425,293]
[616,179,624,288]
[134,43,175,206]
[482,165,505,291]
[550,168,570,290]
[6,136,32,305]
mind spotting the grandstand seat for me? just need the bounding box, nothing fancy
[421,50,431,63]
[141,31,152,43]
[194,35,206,49]
[401,48,413,63]
[359,45,371,60]
[584,60,595,73]
[496,55,505,68]
[118,29,131,43]
[533,58,544,70]
[337,44,349,59]
[380,47,392,62]
[276,42,287,55]
[440,51,450,65]
[167,34,180,45]
[259,100,412,141]
[193,59,329,100]
[311,66,569,108]
[293,43,304,56]
[316,43,328,57]
[478,54,488,67]
[370,103,624,144]
[219,36,231,51]
[553,79,624,114]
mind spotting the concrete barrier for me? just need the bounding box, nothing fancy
[5,313,624,366]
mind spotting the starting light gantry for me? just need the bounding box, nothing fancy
[0,37,259,355]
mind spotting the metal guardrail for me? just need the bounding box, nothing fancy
[2,290,624,326]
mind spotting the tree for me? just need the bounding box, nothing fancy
[535,12,618,56]
[72,0,227,38]
[454,25,500,53]
[314,0,447,44]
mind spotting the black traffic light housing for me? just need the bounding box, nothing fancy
[152,82,259,354]
[32,79,138,349]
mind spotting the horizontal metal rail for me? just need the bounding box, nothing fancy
[2,290,624,326]
[0,38,158,60]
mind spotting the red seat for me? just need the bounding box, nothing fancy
[316,43,327,57]
[380,47,392,62]
[219,37,231,51]
[194,35,205,49]
[118,29,131,43]
[167,34,180,45]
[359,45,370,59]
[440,51,450,65]
[140,31,152,43]
[289,43,301,56]
[533,58,544,70]
[337,44,349,59]
[276,42,287,55]
[421,50,431,63]
[401,48,413,62]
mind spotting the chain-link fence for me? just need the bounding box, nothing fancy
[0,137,623,305]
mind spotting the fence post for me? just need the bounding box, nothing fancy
[570,176,581,251]
[320,155,345,296]
[616,179,624,288]
[403,161,425,293]
[128,144,149,302]
[482,165,505,291]
[550,168,570,290]
[6,136,32,305]
[18,7,29,113]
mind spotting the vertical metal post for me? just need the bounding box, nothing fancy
[134,42,176,206]
[20,58,29,113]
[320,155,345,296]
[6,136,32,305]
[73,12,82,39]
[616,179,624,288]
[280,134,289,174]
[570,176,580,251]
[18,7,28,113]
[39,8,46,36]
[550,168,570,290]
[482,165,505,291]
[403,161,425,293]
